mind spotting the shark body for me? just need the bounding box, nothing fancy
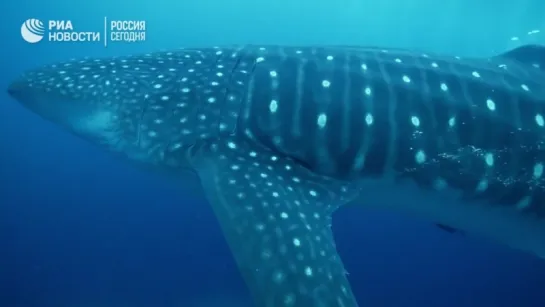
[8,44,545,307]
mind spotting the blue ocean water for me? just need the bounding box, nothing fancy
[2,1,545,306]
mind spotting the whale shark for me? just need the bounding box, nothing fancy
[7,44,545,307]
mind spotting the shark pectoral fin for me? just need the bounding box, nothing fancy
[193,138,360,307]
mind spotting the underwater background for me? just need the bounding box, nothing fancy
[1,0,545,306]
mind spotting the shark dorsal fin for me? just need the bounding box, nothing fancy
[498,44,545,70]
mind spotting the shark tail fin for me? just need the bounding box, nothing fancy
[498,44,545,70]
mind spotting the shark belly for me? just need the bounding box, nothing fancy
[356,176,545,259]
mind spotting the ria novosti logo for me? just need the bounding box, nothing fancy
[21,19,45,43]
[20,18,146,45]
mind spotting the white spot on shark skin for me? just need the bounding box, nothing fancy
[516,196,532,210]
[486,98,496,111]
[304,266,313,276]
[433,178,448,190]
[365,113,374,125]
[448,117,456,127]
[485,153,494,166]
[273,270,285,284]
[284,294,296,306]
[269,99,278,113]
[317,113,327,128]
[411,116,420,127]
[476,179,488,192]
[415,150,426,164]
[533,163,544,178]
[535,114,544,127]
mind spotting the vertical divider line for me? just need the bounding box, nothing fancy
[104,17,108,47]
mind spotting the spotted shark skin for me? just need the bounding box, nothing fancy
[7,44,545,307]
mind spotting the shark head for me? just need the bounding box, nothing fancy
[8,60,124,143]
[7,48,249,169]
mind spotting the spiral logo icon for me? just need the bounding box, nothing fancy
[21,19,45,43]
